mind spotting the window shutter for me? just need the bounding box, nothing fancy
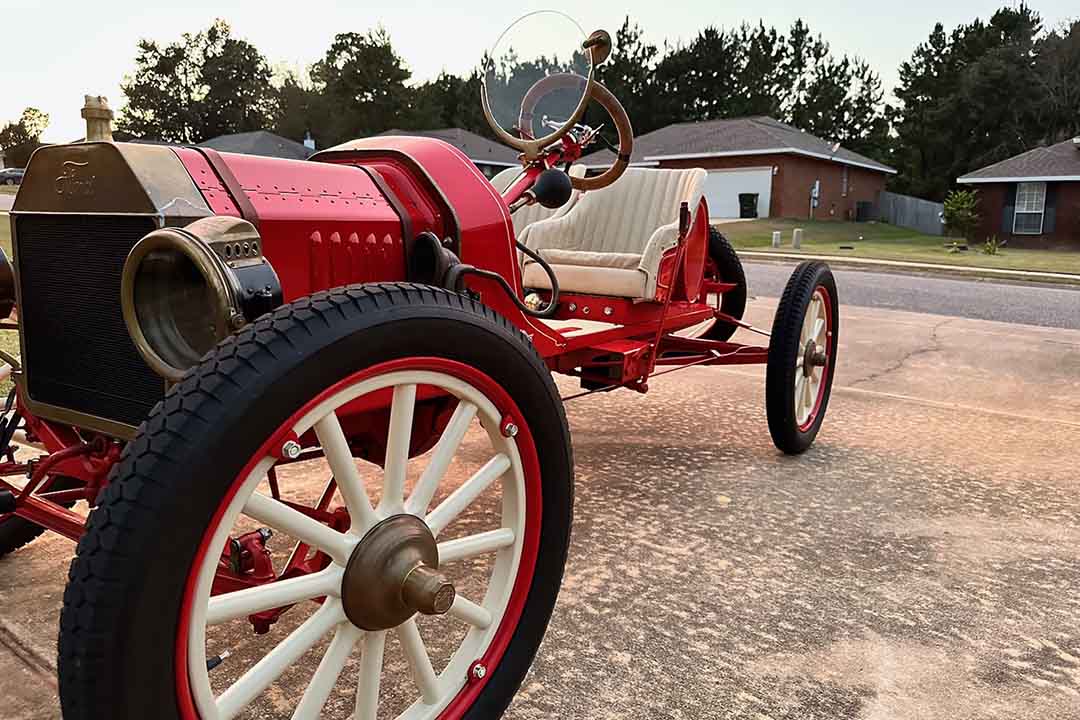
[1001,184,1017,234]
[1044,183,1058,234]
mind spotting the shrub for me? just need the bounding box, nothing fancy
[942,190,981,242]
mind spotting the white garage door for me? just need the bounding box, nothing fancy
[702,167,773,219]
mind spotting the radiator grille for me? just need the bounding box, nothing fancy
[16,214,163,428]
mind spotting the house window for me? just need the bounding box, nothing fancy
[1013,181,1046,235]
[841,166,849,197]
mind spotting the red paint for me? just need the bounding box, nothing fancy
[17,134,820,547]
[175,357,542,719]
[173,147,406,301]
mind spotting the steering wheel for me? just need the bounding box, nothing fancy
[481,29,634,191]
[518,75,633,192]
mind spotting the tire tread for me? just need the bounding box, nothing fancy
[59,282,572,720]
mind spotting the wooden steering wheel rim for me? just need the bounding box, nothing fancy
[515,75,633,192]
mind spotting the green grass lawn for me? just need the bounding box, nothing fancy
[720,219,1080,275]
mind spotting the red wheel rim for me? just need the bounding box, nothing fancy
[175,357,544,719]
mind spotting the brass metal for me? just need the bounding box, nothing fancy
[802,340,827,375]
[10,141,211,437]
[12,142,210,218]
[341,514,454,631]
[401,564,456,616]
[120,216,271,381]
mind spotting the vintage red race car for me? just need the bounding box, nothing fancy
[0,13,838,720]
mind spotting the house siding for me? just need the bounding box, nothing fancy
[974,181,1080,248]
[656,154,887,220]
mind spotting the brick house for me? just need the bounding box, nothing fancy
[958,137,1080,248]
[581,116,896,220]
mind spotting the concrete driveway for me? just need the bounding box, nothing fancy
[2,284,1080,719]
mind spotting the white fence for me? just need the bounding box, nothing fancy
[879,191,944,236]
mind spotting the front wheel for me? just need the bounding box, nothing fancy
[59,283,574,720]
[765,262,839,454]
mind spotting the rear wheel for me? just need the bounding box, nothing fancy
[765,262,838,454]
[59,283,574,720]
[699,228,747,342]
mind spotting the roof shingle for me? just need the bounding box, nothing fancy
[958,138,1080,183]
[377,128,519,165]
[581,116,895,174]
[199,130,312,161]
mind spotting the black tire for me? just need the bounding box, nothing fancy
[700,227,747,341]
[765,262,839,454]
[59,283,574,720]
[0,476,82,557]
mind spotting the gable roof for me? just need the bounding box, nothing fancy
[581,116,895,174]
[199,130,312,161]
[378,128,519,166]
[958,138,1080,183]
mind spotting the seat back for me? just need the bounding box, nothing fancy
[490,165,587,239]
[545,167,706,255]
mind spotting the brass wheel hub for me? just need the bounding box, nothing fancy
[802,339,827,376]
[341,514,455,631]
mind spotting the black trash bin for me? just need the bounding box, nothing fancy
[738,193,759,219]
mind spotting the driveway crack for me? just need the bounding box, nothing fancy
[850,318,952,386]
[0,618,57,687]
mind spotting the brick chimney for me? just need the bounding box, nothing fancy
[81,95,114,142]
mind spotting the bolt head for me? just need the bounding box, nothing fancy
[568,302,577,312]
[503,422,519,438]
[281,440,302,460]
[603,306,614,316]
[471,663,487,680]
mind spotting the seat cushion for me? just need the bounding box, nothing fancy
[538,248,642,270]
[522,261,648,299]
[521,167,708,301]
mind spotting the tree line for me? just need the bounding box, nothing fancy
[2,7,1078,202]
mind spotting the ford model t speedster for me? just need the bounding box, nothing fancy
[0,13,838,719]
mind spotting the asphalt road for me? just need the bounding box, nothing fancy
[744,260,1080,330]
[3,294,1080,719]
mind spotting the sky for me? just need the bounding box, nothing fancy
[0,0,1075,143]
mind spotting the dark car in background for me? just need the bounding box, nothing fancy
[0,168,24,185]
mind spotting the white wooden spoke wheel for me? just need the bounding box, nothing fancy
[187,370,528,720]
[58,286,573,720]
[766,262,839,454]
[794,288,830,429]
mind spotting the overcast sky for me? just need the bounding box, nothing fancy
[1,0,1075,143]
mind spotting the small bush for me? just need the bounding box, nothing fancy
[943,190,981,242]
[982,235,1001,255]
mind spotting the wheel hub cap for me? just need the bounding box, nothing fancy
[341,514,455,630]
[802,340,827,376]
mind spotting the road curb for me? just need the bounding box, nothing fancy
[737,250,1080,287]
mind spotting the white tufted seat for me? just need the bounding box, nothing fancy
[520,167,707,300]
[491,165,588,246]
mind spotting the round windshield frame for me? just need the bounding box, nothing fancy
[480,10,596,161]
